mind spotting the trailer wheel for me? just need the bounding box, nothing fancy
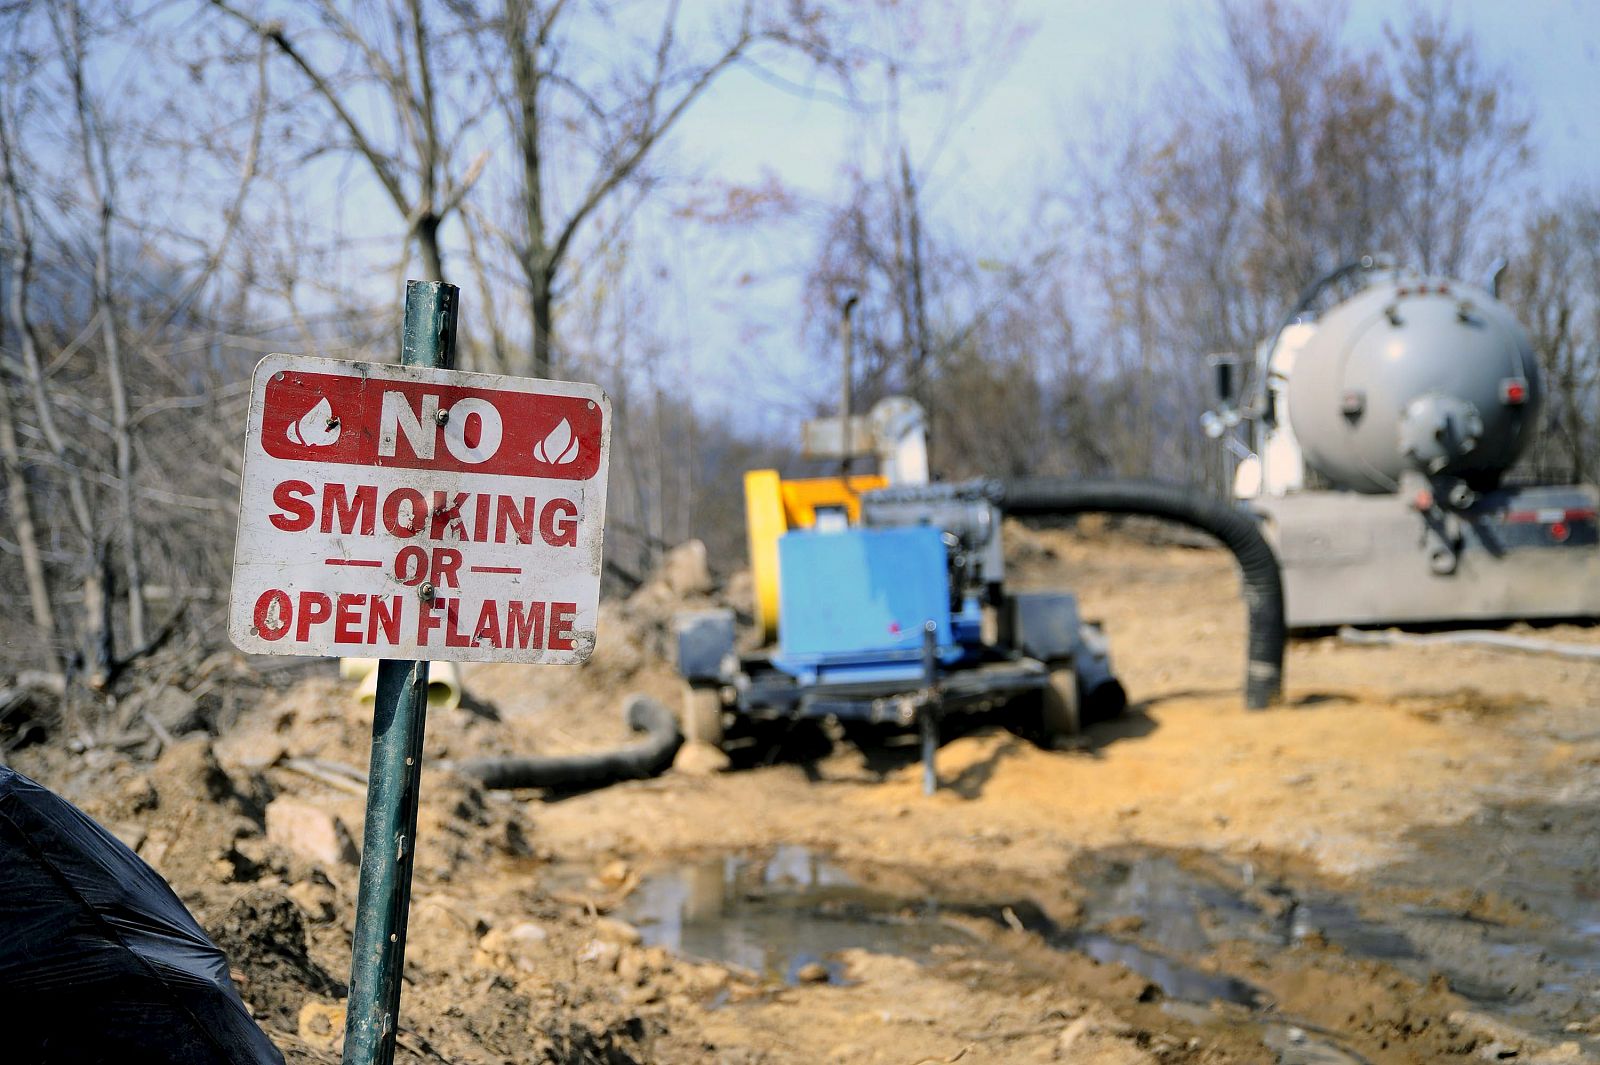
[1038,665,1082,745]
[681,684,725,748]
[1082,677,1128,725]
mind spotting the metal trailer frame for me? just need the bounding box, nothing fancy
[1257,483,1600,630]
[675,595,1122,795]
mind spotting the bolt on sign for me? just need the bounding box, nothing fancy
[228,354,611,663]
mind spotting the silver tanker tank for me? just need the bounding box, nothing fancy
[1211,261,1600,630]
[1285,276,1543,495]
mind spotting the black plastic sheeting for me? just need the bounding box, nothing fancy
[0,763,284,1065]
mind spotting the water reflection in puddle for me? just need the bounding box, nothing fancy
[618,847,1361,1062]
[1162,1002,1372,1065]
[619,846,1270,1006]
[1067,932,1262,1006]
[621,845,971,985]
[610,843,1600,1056]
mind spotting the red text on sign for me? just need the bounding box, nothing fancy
[250,588,579,651]
[268,480,578,547]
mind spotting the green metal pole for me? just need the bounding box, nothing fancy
[342,281,458,1065]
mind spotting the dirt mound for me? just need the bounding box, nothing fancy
[540,1020,650,1065]
[8,528,1600,1062]
[212,887,345,1029]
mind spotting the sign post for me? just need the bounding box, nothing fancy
[226,279,611,1065]
[342,280,455,1065]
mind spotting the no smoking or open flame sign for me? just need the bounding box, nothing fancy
[228,353,612,664]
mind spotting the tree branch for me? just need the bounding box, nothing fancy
[207,0,409,211]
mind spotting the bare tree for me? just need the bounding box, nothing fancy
[0,354,56,669]
[488,0,850,378]
[0,94,109,678]
[1031,0,1534,486]
[53,0,145,647]
[208,0,490,283]
[1505,196,1600,482]
[0,0,278,690]
[798,0,1024,430]
[1383,6,1532,276]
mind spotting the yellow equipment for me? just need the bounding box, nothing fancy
[743,470,887,639]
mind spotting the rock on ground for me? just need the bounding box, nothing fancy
[265,798,358,868]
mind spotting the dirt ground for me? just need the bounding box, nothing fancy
[11,520,1600,1064]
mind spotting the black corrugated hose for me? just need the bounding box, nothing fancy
[458,694,683,790]
[989,478,1285,709]
[459,478,1284,791]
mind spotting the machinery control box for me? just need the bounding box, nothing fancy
[774,525,952,681]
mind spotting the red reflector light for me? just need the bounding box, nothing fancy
[1501,378,1528,405]
[1505,507,1592,529]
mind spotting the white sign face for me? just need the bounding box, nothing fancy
[228,354,611,664]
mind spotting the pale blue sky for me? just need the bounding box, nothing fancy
[677,0,1598,196]
[94,1,1588,436]
[647,0,1599,435]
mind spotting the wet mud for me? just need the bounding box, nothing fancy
[612,838,1600,1062]
[16,522,1600,1062]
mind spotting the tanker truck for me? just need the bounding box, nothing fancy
[1208,257,1600,630]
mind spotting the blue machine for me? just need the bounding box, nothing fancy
[672,480,1125,795]
[773,526,977,685]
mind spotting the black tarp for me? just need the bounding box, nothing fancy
[0,763,284,1064]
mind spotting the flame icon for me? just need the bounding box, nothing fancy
[533,418,579,464]
[286,397,341,447]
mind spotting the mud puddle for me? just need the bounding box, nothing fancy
[614,847,1369,1060]
[617,845,977,985]
[1065,849,1417,969]
[618,845,1266,1002]
[610,842,1600,1058]
[1377,799,1600,1036]
[1071,847,1600,1041]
